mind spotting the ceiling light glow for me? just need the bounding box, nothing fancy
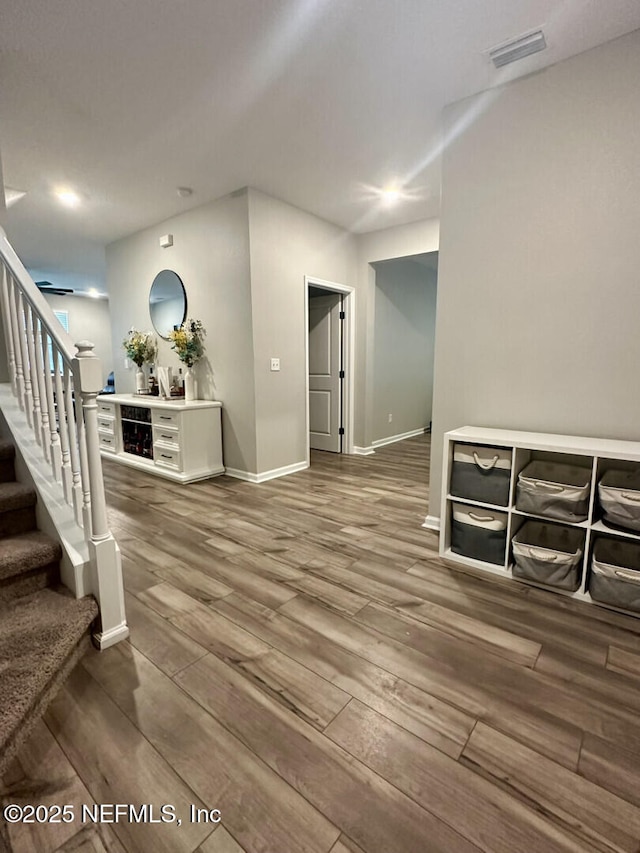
[382,188,402,203]
[55,188,81,208]
[88,288,99,298]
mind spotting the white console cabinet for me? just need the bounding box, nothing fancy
[440,426,640,617]
[97,394,224,483]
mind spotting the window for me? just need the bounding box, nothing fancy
[49,310,69,372]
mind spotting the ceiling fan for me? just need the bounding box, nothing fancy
[35,280,74,296]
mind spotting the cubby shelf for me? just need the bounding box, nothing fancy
[439,426,640,617]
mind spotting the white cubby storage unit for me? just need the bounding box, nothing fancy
[440,426,640,617]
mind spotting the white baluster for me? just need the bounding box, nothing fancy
[17,292,34,425]
[32,314,52,463]
[76,403,92,536]
[7,275,25,409]
[41,325,62,480]
[24,301,43,445]
[0,264,18,397]
[53,348,73,504]
[63,362,83,526]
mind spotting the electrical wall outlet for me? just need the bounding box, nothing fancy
[388,413,393,423]
[270,357,280,371]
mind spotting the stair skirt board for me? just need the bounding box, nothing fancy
[0,387,92,598]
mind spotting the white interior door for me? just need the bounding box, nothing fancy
[309,292,343,452]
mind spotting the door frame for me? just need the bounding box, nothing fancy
[304,276,355,464]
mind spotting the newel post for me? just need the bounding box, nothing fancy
[72,341,128,649]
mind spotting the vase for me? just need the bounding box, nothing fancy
[184,366,196,401]
[135,367,146,393]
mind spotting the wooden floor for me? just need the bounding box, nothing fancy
[4,433,640,853]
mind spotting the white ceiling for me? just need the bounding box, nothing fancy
[2,0,640,293]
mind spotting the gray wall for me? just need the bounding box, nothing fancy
[372,257,437,442]
[106,190,257,473]
[41,293,113,385]
[247,188,358,472]
[430,29,640,517]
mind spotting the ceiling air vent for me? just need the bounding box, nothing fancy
[489,29,547,68]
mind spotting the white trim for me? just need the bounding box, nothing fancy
[352,445,376,456]
[372,427,428,449]
[225,460,308,483]
[100,449,224,483]
[304,276,356,459]
[92,621,130,650]
[422,515,441,532]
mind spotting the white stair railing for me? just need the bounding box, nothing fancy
[0,226,127,650]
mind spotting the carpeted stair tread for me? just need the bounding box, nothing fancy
[0,588,98,770]
[0,481,36,514]
[0,530,62,583]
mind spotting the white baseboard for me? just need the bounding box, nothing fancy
[352,445,375,456]
[372,427,428,449]
[225,460,308,483]
[93,622,130,650]
[422,515,441,532]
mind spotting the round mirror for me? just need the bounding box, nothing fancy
[149,270,187,339]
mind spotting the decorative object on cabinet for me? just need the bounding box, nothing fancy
[96,393,223,483]
[168,319,206,401]
[439,426,640,619]
[122,328,157,393]
[149,270,187,339]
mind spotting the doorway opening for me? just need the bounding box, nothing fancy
[305,277,355,464]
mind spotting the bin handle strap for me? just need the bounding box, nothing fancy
[621,492,640,502]
[473,451,499,471]
[614,569,640,584]
[528,548,557,562]
[533,480,565,493]
[468,512,496,523]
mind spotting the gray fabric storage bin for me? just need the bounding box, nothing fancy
[451,503,507,565]
[516,461,591,522]
[589,538,640,612]
[512,521,583,590]
[598,469,640,532]
[450,444,511,506]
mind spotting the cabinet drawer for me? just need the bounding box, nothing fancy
[98,401,115,416]
[155,447,181,470]
[99,433,117,453]
[153,425,180,448]
[153,410,180,428]
[98,416,115,435]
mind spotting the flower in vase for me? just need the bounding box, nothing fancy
[168,319,206,368]
[123,329,157,367]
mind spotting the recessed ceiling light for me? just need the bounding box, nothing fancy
[88,288,100,298]
[381,187,402,203]
[54,188,81,208]
[4,187,27,208]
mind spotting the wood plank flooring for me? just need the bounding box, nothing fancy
[4,433,640,852]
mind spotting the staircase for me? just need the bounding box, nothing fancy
[0,438,98,775]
